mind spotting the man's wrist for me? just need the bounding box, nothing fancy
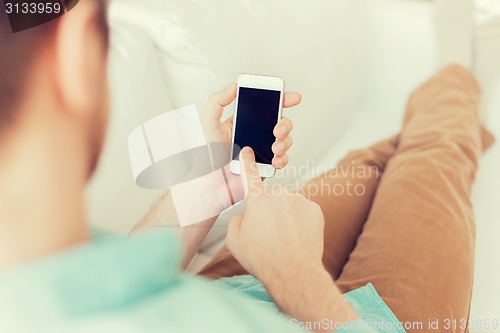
[262,261,359,332]
[262,259,328,304]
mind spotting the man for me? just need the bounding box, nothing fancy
[0,1,495,333]
[0,1,363,332]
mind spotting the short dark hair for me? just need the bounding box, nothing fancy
[0,0,108,131]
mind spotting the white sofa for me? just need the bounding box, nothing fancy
[86,0,500,328]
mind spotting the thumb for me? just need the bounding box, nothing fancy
[201,83,237,126]
[225,214,243,253]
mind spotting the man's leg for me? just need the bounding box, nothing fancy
[335,65,495,333]
[300,135,398,279]
[199,135,398,280]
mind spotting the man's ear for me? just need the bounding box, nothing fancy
[54,0,101,117]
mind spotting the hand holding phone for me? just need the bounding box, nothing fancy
[230,74,286,178]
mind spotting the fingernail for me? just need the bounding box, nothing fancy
[242,146,253,154]
[274,142,285,152]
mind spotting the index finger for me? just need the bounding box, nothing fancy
[240,147,264,196]
[283,92,302,108]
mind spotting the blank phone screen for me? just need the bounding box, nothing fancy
[232,87,281,164]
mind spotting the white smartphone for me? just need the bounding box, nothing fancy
[230,74,285,178]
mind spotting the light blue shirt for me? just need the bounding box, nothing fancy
[0,230,401,333]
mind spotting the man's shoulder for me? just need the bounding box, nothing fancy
[0,230,303,333]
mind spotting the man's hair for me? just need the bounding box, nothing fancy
[0,0,109,131]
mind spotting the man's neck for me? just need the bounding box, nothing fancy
[0,117,90,272]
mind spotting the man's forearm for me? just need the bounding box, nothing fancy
[129,191,219,269]
[265,265,359,333]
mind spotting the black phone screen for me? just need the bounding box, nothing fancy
[232,87,281,164]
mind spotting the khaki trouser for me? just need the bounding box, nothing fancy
[199,65,496,333]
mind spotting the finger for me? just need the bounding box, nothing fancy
[273,116,293,140]
[272,154,289,169]
[226,214,243,253]
[272,135,293,156]
[283,92,302,108]
[240,147,264,196]
[201,83,237,126]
